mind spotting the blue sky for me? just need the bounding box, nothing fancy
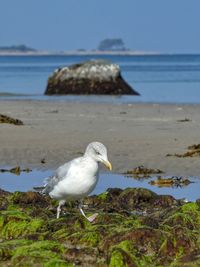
[0,0,200,53]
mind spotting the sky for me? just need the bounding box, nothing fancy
[0,0,200,53]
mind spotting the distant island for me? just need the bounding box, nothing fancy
[97,38,127,51]
[0,40,159,56]
[0,44,36,53]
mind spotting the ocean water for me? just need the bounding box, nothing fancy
[0,54,200,103]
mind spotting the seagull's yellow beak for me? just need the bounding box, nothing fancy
[103,160,112,171]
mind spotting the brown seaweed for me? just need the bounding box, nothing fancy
[177,118,192,122]
[0,166,32,176]
[124,165,164,179]
[149,176,193,188]
[166,143,200,157]
[0,114,23,125]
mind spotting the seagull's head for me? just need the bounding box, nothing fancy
[85,142,112,171]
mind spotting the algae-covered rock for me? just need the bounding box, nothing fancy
[45,60,140,95]
[0,188,199,266]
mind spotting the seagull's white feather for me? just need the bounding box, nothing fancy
[43,160,76,194]
[48,156,98,200]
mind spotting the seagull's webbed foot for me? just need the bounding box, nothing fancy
[87,213,99,222]
[78,201,98,222]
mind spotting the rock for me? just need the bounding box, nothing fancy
[0,188,199,266]
[44,60,140,95]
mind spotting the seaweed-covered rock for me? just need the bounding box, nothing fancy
[0,188,199,266]
[0,189,11,210]
[44,60,140,95]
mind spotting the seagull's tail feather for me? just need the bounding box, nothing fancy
[33,176,52,195]
[43,176,52,186]
[33,175,56,195]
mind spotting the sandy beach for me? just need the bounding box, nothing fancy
[0,100,200,176]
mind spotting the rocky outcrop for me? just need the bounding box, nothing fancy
[0,188,200,266]
[44,60,140,95]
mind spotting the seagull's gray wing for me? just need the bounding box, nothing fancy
[42,160,73,194]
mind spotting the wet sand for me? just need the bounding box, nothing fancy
[0,100,200,176]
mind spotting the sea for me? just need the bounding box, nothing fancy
[0,54,200,104]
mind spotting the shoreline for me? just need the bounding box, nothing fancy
[0,100,200,176]
[0,50,159,56]
[0,51,199,56]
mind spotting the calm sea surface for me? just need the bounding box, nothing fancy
[0,54,200,104]
[1,170,199,201]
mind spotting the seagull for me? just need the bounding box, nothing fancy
[41,142,112,222]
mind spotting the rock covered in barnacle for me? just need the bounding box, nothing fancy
[44,60,140,95]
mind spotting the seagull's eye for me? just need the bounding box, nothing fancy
[96,150,101,155]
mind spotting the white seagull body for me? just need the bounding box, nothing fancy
[41,142,112,222]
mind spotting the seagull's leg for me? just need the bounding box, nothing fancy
[78,200,98,222]
[57,200,66,219]
[78,200,88,219]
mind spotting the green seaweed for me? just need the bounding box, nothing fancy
[161,203,200,229]
[11,240,67,266]
[109,248,128,267]
[0,239,32,260]
[97,191,109,200]
[80,231,100,246]
[0,210,44,239]
[109,240,162,267]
